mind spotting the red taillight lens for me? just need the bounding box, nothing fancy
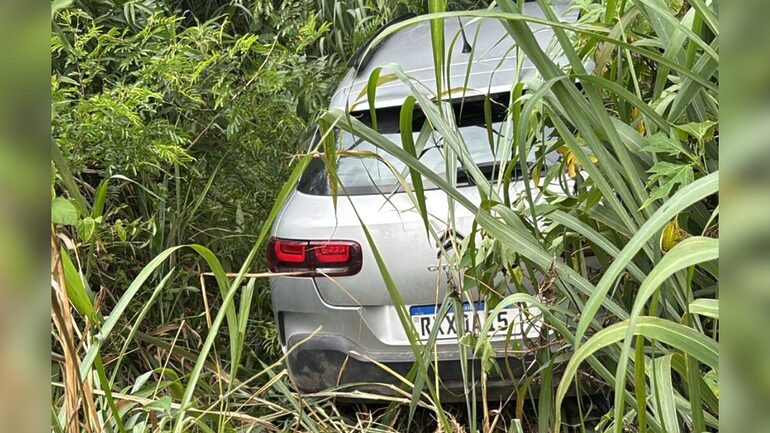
[268,237,362,276]
[274,240,306,263]
[313,243,351,263]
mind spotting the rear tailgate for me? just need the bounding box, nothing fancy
[274,1,584,308]
[274,184,503,307]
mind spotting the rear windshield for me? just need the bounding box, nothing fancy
[298,93,552,196]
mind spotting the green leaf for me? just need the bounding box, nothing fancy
[647,162,694,184]
[688,0,718,35]
[675,120,718,142]
[476,338,497,374]
[427,0,446,98]
[702,369,719,398]
[642,162,695,209]
[52,197,78,225]
[59,247,98,324]
[155,368,185,400]
[635,336,648,433]
[145,396,172,412]
[92,179,109,219]
[483,294,664,433]
[367,67,382,131]
[642,133,688,157]
[76,217,97,242]
[687,351,706,433]
[689,299,719,319]
[545,209,648,283]
[92,353,127,433]
[80,243,238,386]
[352,71,397,108]
[574,74,670,133]
[538,360,554,433]
[230,278,255,381]
[399,95,428,236]
[660,218,690,253]
[114,219,127,242]
[651,355,680,433]
[318,119,338,210]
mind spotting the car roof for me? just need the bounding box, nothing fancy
[328,1,579,111]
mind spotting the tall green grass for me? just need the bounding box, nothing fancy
[51,0,718,432]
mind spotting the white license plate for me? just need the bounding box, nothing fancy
[409,303,536,341]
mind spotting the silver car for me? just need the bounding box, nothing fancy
[268,1,579,398]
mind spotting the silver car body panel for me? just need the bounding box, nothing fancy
[329,1,578,111]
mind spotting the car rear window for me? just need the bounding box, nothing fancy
[297,93,550,196]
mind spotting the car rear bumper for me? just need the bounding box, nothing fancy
[285,334,539,401]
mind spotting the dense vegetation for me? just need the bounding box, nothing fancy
[51,0,719,432]
[51,0,422,360]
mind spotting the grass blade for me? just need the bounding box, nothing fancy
[399,95,429,236]
[651,354,680,433]
[689,299,719,319]
[59,247,98,324]
[427,0,446,100]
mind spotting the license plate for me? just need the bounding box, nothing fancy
[409,302,534,341]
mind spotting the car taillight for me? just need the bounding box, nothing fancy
[313,243,350,263]
[267,237,362,277]
[273,239,306,263]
